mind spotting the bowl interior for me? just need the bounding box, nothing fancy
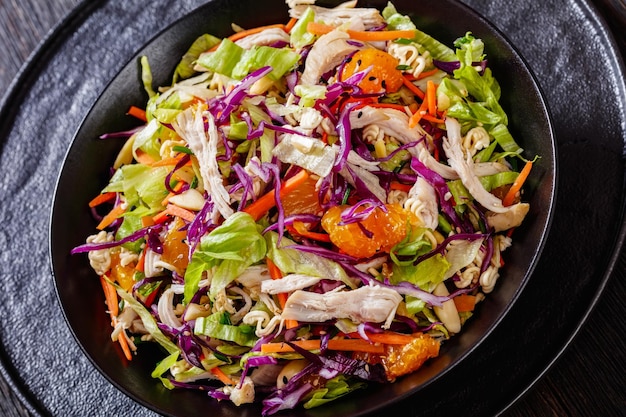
[50,0,556,416]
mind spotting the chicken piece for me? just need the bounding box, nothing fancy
[173,107,233,219]
[282,285,402,328]
[404,176,439,230]
[486,202,530,232]
[300,29,361,85]
[235,27,290,49]
[261,273,323,294]
[288,1,385,30]
[349,105,425,144]
[443,117,511,213]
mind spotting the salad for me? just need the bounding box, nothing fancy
[72,0,535,414]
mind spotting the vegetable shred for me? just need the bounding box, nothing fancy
[72,1,536,414]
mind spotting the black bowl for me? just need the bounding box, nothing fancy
[50,0,556,416]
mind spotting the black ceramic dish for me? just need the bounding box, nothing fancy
[50,0,556,416]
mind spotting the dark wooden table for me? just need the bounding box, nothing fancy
[1,0,624,416]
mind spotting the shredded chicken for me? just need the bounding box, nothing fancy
[261,273,323,294]
[282,284,402,328]
[235,27,291,49]
[288,1,385,30]
[300,29,361,85]
[173,107,233,219]
[443,118,510,213]
[404,176,439,230]
[486,202,530,232]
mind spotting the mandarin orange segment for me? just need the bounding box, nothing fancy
[280,174,323,217]
[161,217,190,271]
[382,333,441,381]
[320,203,411,258]
[341,48,404,94]
[109,252,136,291]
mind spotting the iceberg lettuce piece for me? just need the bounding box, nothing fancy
[184,212,267,303]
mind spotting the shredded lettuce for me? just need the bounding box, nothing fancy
[184,212,267,303]
[194,312,258,347]
[173,33,221,83]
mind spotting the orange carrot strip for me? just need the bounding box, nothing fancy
[291,222,332,243]
[416,68,440,80]
[134,150,157,165]
[347,331,415,345]
[210,366,236,385]
[306,21,334,35]
[422,113,446,124]
[267,258,298,329]
[100,275,119,316]
[348,28,416,41]
[243,170,310,221]
[88,191,117,208]
[100,276,133,360]
[402,75,425,100]
[149,153,190,167]
[389,181,413,193]
[127,105,147,122]
[96,204,125,230]
[141,215,155,228]
[228,23,286,42]
[135,249,146,272]
[408,97,429,128]
[161,181,186,206]
[153,203,197,224]
[426,80,437,116]
[285,17,298,33]
[306,22,416,41]
[117,333,133,361]
[369,102,410,113]
[502,160,533,207]
[453,294,477,312]
[261,338,385,354]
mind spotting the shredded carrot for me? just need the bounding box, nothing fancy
[347,331,415,345]
[261,338,386,354]
[422,113,446,125]
[408,96,429,128]
[141,215,155,228]
[502,160,533,206]
[161,181,186,206]
[149,153,190,167]
[453,294,477,312]
[134,150,157,165]
[305,21,335,36]
[417,68,440,80]
[285,17,298,33]
[116,330,133,361]
[135,249,146,272]
[229,23,286,42]
[88,191,117,208]
[426,80,437,116]
[100,275,119,316]
[100,275,133,361]
[153,203,197,224]
[402,75,425,100]
[306,22,416,42]
[243,169,310,221]
[290,222,332,243]
[127,105,147,122]
[96,204,125,230]
[266,258,298,329]
[210,366,236,385]
[369,102,410,113]
[389,181,413,193]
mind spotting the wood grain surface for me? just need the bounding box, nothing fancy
[0,0,624,416]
